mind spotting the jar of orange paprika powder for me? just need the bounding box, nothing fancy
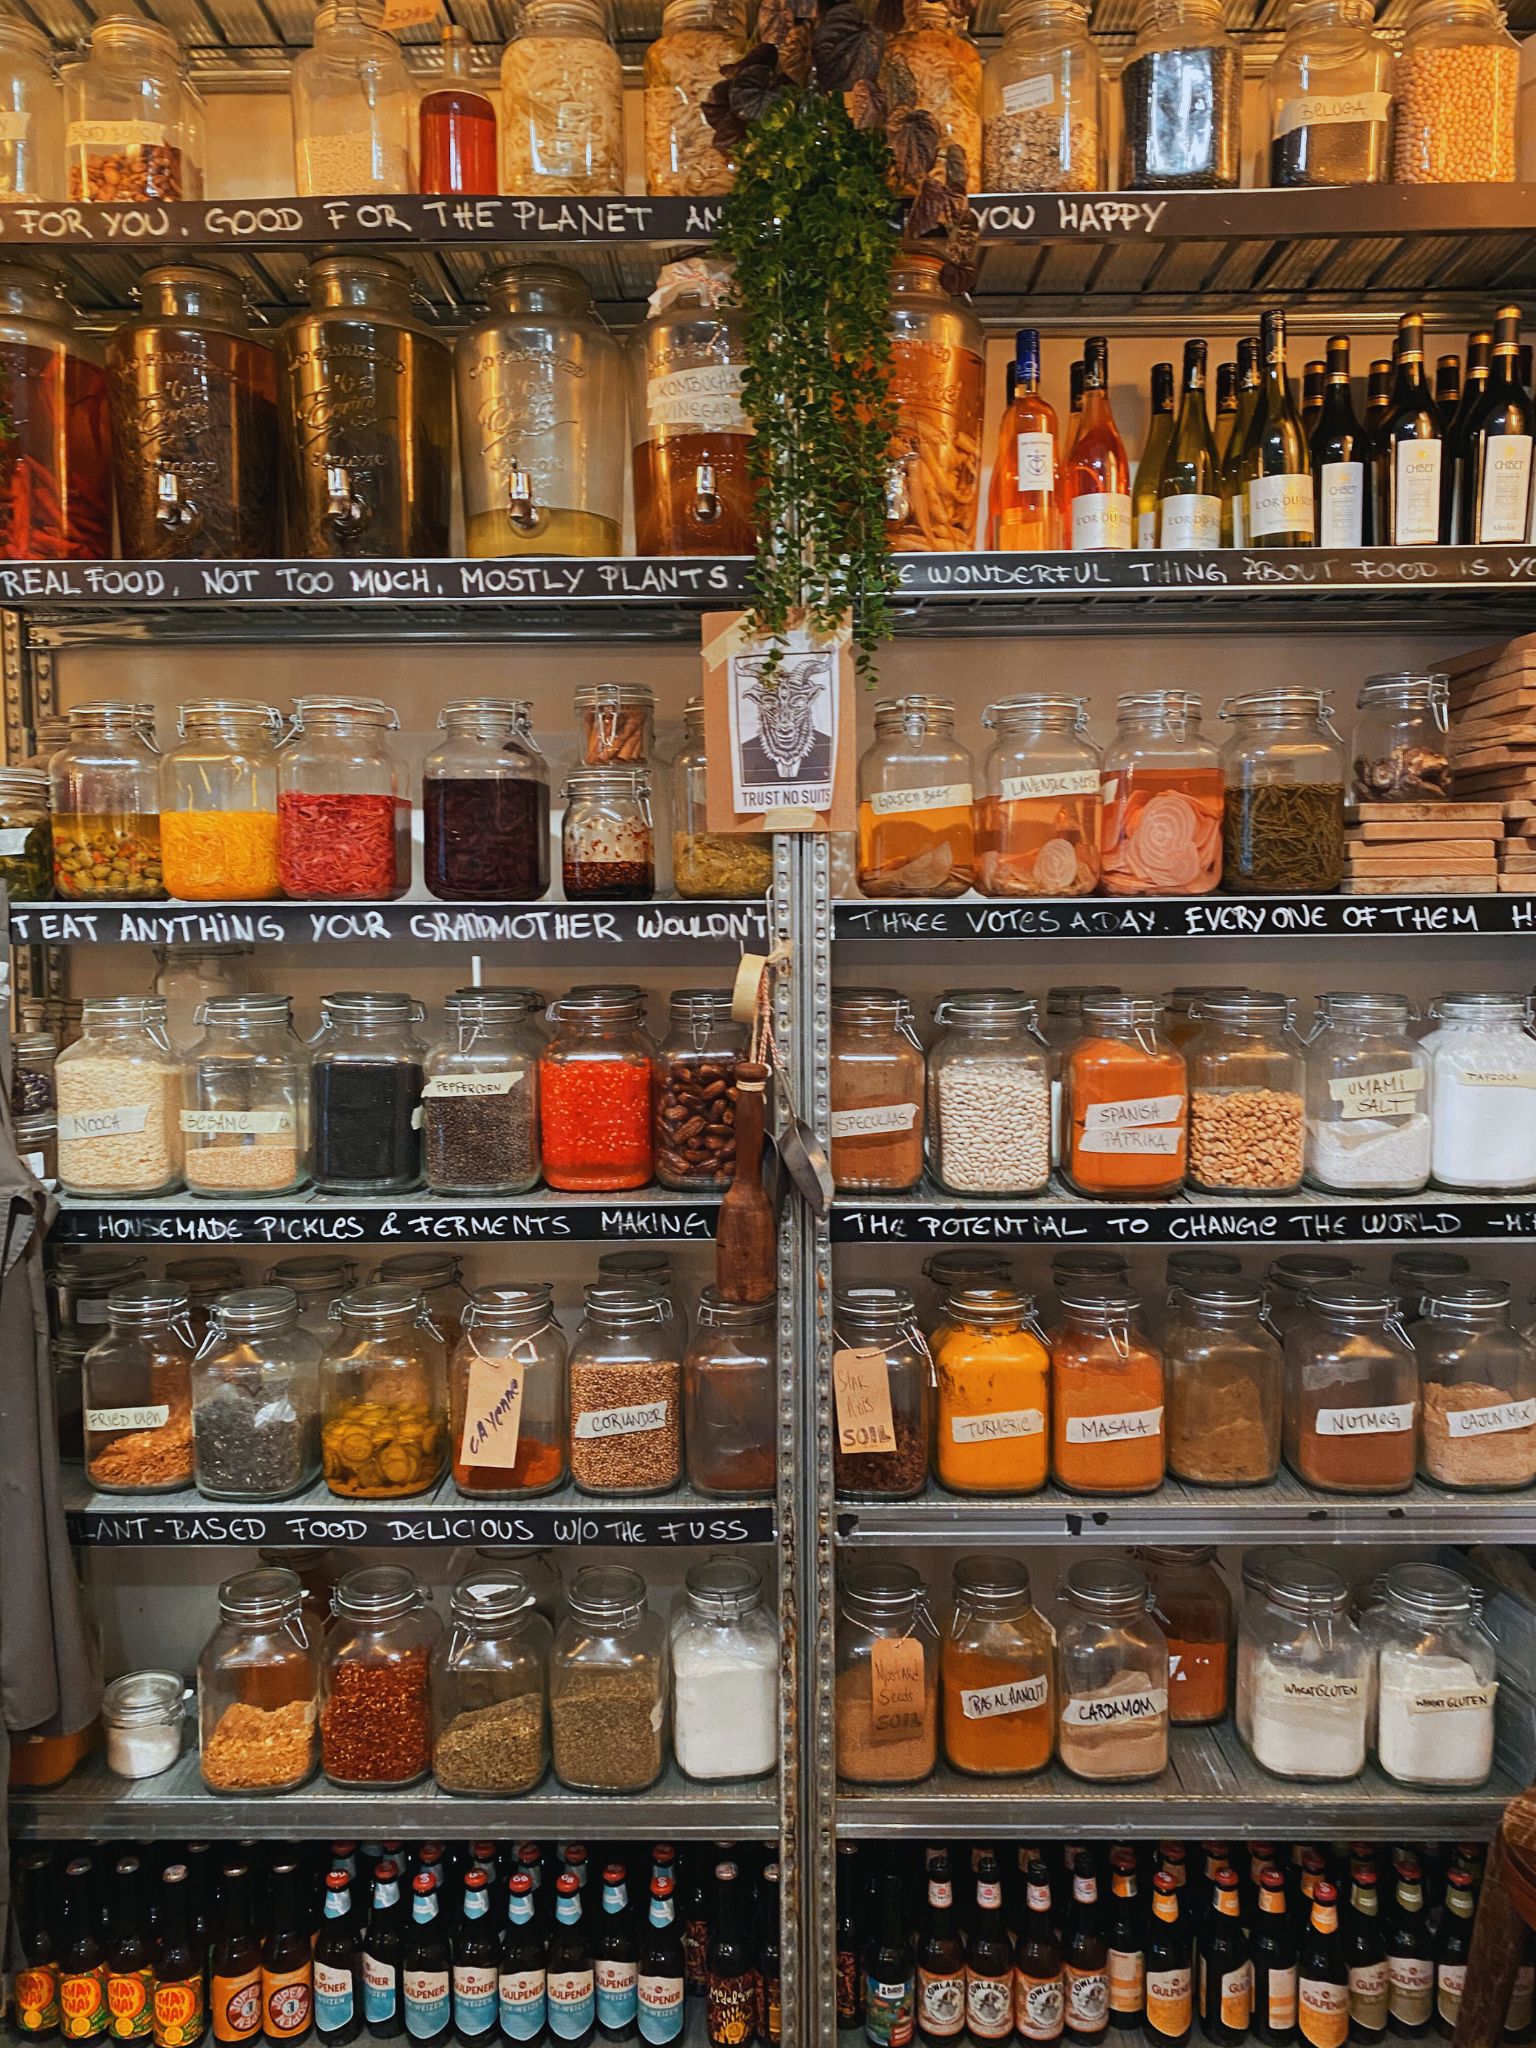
[1065,993,1188,1200]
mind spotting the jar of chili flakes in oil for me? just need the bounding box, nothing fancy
[539,986,655,1191]
[320,1564,440,1788]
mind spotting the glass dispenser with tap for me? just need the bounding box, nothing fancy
[631,256,754,556]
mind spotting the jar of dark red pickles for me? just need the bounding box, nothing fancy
[560,769,654,899]
[0,262,112,562]
[539,987,655,1192]
[423,698,550,902]
[278,696,410,900]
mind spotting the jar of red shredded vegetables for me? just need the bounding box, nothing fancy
[278,696,410,899]
[540,986,656,1192]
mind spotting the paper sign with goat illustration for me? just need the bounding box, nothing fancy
[700,610,855,834]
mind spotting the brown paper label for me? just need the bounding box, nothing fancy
[458,1356,524,1469]
[832,1346,896,1453]
[869,1636,925,1738]
[382,0,440,25]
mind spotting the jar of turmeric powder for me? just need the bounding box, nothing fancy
[1064,994,1188,1200]
[933,1286,1051,1496]
[835,1561,940,1785]
[1050,1285,1166,1496]
[918,1248,1012,1339]
[1165,1276,1282,1486]
[1138,1545,1232,1726]
[941,1554,1054,1777]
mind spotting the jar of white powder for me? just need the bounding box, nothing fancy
[1372,1561,1497,1788]
[1303,991,1432,1196]
[670,1557,778,1781]
[1238,1556,1369,1781]
[1423,991,1536,1193]
[102,1669,186,1779]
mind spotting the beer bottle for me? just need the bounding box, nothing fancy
[836,1846,865,2032]
[1253,1869,1298,2047]
[1505,1927,1536,2044]
[468,1849,498,1889]
[152,1866,206,2048]
[1387,1862,1433,2040]
[1015,1861,1065,2048]
[1107,1849,1144,2030]
[360,1860,405,2044]
[706,1862,756,2047]
[915,1855,964,2044]
[965,1855,1013,2046]
[514,1849,546,1935]
[209,1867,262,2048]
[499,1873,547,2047]
[594,1865,638,2043]
[14,1849,62,2040]
[638,1876,686,2047]
[864,1870,915,2048]
[546,1871,596,2048]
[182,1851,215,1952]
[60,1858,109,2045]
[401,1873,451,2048]
[106,1857,154,2044]
[1344,1870,1387,2045]
[1145,1873,1192,2048]
[315,1871,361,2048]
[1433,1868,1476,2039]
[1200,1871,1252,2046]
[755,1864,782,2046]
[1298,1882,1348,2048]
[450,1872,497,2047]
[1064,1855,1109,2047]
[261,1864,313,2048]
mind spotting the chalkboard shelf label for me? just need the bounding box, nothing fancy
[53,1193,723,1244]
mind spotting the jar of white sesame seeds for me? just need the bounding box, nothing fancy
[927,988,1053,1197]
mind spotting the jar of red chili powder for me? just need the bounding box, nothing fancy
[277,696,410,900]
[320,1563,439,1788]
[539,987,655,1192]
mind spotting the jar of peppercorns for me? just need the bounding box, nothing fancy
[539,987,656,1192]
[654,988,746,1191]
[320,1564,440,1788]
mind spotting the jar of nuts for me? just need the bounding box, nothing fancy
[1394,0,1519,182]
[1185,989,1306,1196]
[982,0,1103,193]
[65,7,187,203]
[654,987,747,1192]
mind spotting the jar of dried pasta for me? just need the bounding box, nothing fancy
[829,989,925,1193]
[500,0,624,195]
[1165,1277,1282,1487]
[1394,0,1518,182]
[672,701,772,897]
[1413,1278,1536,1493]
[643,0,746,195]
[885,252,985,554]
[941,1554,1054,1776]
[982,0,1102,191]
[976,695,1102,899]
[857,695,976,898]
[57,995,183,1198]
[1185,989,1305,1195]
[836,1561,940,1784]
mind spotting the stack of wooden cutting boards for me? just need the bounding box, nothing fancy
[1440,632,1536,889]
[1344,803,1503,894]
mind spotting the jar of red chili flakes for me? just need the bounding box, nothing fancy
[320,1563,439,1788]
[277,697,410,900]
[539,986,655,1192]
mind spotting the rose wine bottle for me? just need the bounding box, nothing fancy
[987,327,1062,551]
[1063,336,1131,552]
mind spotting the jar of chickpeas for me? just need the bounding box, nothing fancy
[1393,0,1519,182]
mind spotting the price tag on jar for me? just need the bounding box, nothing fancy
[833,1345,896,1454]
[869,1636,926,1737]
[459,1358,524,1469]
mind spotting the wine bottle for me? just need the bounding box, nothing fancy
[1213,361,1239,470]
[1467,304,1534,544]
[1446,328,1493,540]
[1241,308,1314,549]
[1364,359,1393,436]
[1063,336,1132,552]
[1434,354,1461,427]
[1221,337,1260,546]
[1371,311,1444,547]
[1309,336,1367,548]
[1158,339,1221,550]
[1133,360,1175,547]
[1302,360,1326,438]
[987,327,1062,551]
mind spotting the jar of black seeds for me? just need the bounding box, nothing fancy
[309,990,426,1194]
[422,989,541,1195]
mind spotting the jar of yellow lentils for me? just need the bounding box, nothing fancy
[1393,0,1519,182]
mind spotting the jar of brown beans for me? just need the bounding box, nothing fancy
[654,987,747,1191]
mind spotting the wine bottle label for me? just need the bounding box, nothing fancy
[1248,471,1315,540]
[499,1968,546,2042]
[1136,509,1157,548]
[1071,492,1131,551]
[869,782,973,816]
[1348,1961,1388,2030]
[452,1963,498,2038]
[360,1956,397,2028]
[1437,1963,1467,2025]
[1479,433,1534,541]
[1016,1971,1065,2039]
[916,1968,965,2036]
[1314,1405,1412,1437]
[1298,1975,1349,2048]
[1146,1967,1192,2036]
[1002,73,1056,112]
[1388,1956,1433,2028]
[966,1972,1014,2039]
[950,1407,1044,1445]
[1016,431,1056,489]
[1063,1407,1164,1445]
[545,1969,596,2041]
[1267,1966,1299,2033]
[594,1960,638,2031]
[1159,494,1221,550]
[1109,1949,1145,2014]
[1221,1962,1254,2030]
[313,1962,356,2035]
[637,1970,684,2043]
[1318,461,1365,546]
[1393,440,1443,545]
[1274,89,1391,133]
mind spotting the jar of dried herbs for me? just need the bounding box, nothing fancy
[1352,671,1452,802]
[422,989,540,1197]
[1218,688,1346,895]
[672,700,772,898]
[0,767,51,899]
[197,1566,320,1795]
[549,1565,668,1792]
[430,1567,551,1796]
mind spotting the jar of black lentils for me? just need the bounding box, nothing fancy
[310,991,425,1194]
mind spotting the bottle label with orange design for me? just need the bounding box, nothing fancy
[1146,1966,1191,2038]
[1220,1962,1254,2031]
[1108,1949,1144,2016]
[107,1968,153,2040]
[152,1978,205,2048]
[16,1965,61,2034]
[210,1970,261,2044]
[1299,1975,1348,2048]
[260,1966,313,2042]
[1015,1970,1065,2041]
[61,1969,110,2041]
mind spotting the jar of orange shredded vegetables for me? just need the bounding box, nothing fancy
[159,698,283,900]
[933,1285,1050,1495]
[941,1553,1054,1777]
[1065,992,1188,1200]
[1050,1283,1166,1496]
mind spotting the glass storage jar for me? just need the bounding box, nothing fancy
[1351,671,1452,802]
[644,0,746,194]
[1423,992,1536,1193]
[197,1567,320,1795]
[267,1252,358,1349]
[1389,1245,1471,1318]
[290,0,416,194]
[0,19,62,202]
[310,990,425,1194]
[278,697,410,900]
[1304,991,1433,1195]
[320,1284,447,1499]
[422,990,541,1196]
[1064,994,1188,1200]
[941,1553,1054,1776]
[568,1285,682,1497]
[1394,0,1518,181]
[101,1668,185,1778]
[561,768,655,899]
[1120,0,1242,188]
[928,989,1051,1196]
[1267,0,1393,185]
[976,694,1101,898]
[578,680,656,767]
[1165,1277,1282,1487]
[0,768,51,901]
[500,0,624,194]
[1414,1278,1536,1492]
[1219,688,1347,894]
[191,1288,321,1503]
[933,1287,1050,1496]
[1040,983,1119,1165]
[430,1567,551,1794]
[886,253,985,553]
[106,265,280,561]
[836,1561,939,1784]
[166,1255,241,1347]
[684,1290,776,1496]
[419,23,497,196]
[550,1565,668,1791]
[654,988,745,1191]
[597,1248,689,1356]
[455,265,624,559]
[856,695,975,898]
[832,1285,932,1500]
[1266,1250,1360,1336]
[829,988,925,1193]
[916,1248,1013,1337]
[982,0,1102,191]
[1185,990,1305,1194]
[632,258,753,553]
[1283,1280,1418,1494]
[1139,1545,1232,1725]
[179,72,205,196]
[1162,983,1247,1050]
[57,995,182,1198]
[277,253,453,559]
[1050,1285,1166,1496]
[0,264,111,562]
[1055,1559,1169,1782]
[882,1,983,190]
[182,994,308,1200]
[52,1246,149,1339]
[82,1280,195,1494]
[449,1284,567,1498]
[49,702,163,900]
[1099,690,1224,897]
[65,6,186,201]
[423,698,550,903]
[1238,1556,1368,1779]
[672,699,772,897]
[152,944,250,1052]
[159,699,282,902]
[11,1030,56,1120]
[375,1250,468,1344]
[671,1557,778,1779]
[539,986,655,1191]
[1372,1562,1497,1787]
[320,1564,439,1787]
